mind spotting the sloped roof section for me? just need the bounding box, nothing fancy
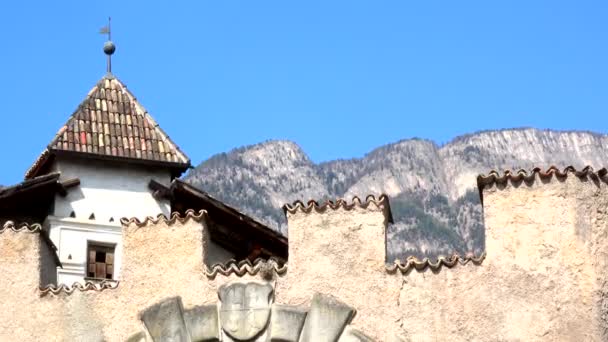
[25,75,190,178]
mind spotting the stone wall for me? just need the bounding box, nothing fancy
[0,212,219,341]
[395,170,608,341]
[0,170,607,341]
[278,196,401,341]
[0,222,60,339]
[81,211,217,339]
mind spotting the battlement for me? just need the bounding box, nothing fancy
[0,221,59,288]
[1,169,608,340]
[283,195,392,274]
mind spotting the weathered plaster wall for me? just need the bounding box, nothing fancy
[68,213,219,340]
[397,173,608,341]
[0,214,219,341]
[1,172,608,341]
[484,174,608,339]
[0,226,61,339]
[278,202,401,341]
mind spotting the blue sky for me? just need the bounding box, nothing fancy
[1,1,607,184]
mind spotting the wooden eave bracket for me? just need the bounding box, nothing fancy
[57,178,80,197]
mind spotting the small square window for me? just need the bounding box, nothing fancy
[87,242,115,280]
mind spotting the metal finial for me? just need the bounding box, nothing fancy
[100,17,115,74]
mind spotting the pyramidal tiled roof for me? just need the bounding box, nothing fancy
[26,75,190,178]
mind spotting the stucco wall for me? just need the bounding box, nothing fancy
[1,172,608,341]
[278,202,401,341]
[396,173,608,341]
[244,174,608,341]
[0,213,219,341]
[480,174,608,340]
[0,226,60,339]
[77,213,218,339]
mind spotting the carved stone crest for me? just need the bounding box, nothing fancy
[129,281,375,341]
[218,282,273,340]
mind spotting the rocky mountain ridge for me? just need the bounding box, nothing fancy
[185,128,608,259]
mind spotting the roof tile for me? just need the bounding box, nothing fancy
[25,75,190,178]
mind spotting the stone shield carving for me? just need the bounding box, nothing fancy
[129,281,376,341]
[218,282,273,340]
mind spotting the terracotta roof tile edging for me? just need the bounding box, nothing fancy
[24,150,51,179]
[386,252,486,273]
[205,258,287,279]
[283,194,393,222]
[1,221,43,233]
[1,221,62,268]
[120,209,207,227]
[477,165,608,192]
[39,280,119,296]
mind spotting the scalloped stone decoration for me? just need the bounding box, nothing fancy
[128,281,374,341]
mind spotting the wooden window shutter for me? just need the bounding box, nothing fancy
[88,250,97,278]
[87,243,116,280]
[106,251,114,279]
[96,263,106,279]
[106,251,114,265]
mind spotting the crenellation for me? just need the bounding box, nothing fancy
[3,170,608,340]
[284,195,392,275]
[0,221,60,287]
[119,210,210,290]
[280,196,401,340]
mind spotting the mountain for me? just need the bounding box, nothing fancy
[184,128,608,260]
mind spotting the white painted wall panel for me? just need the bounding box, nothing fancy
[47,216,123,285]
[53,158,172,222]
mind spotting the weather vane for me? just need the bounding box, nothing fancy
[99,17,115,74]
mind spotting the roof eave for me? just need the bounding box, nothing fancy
[24,150,53,180]
[56,149,189,172]
[26,149,191,180]
[172,179,286,239]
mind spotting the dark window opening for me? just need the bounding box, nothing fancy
[87,243,115,280]
[95,251,105,263]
